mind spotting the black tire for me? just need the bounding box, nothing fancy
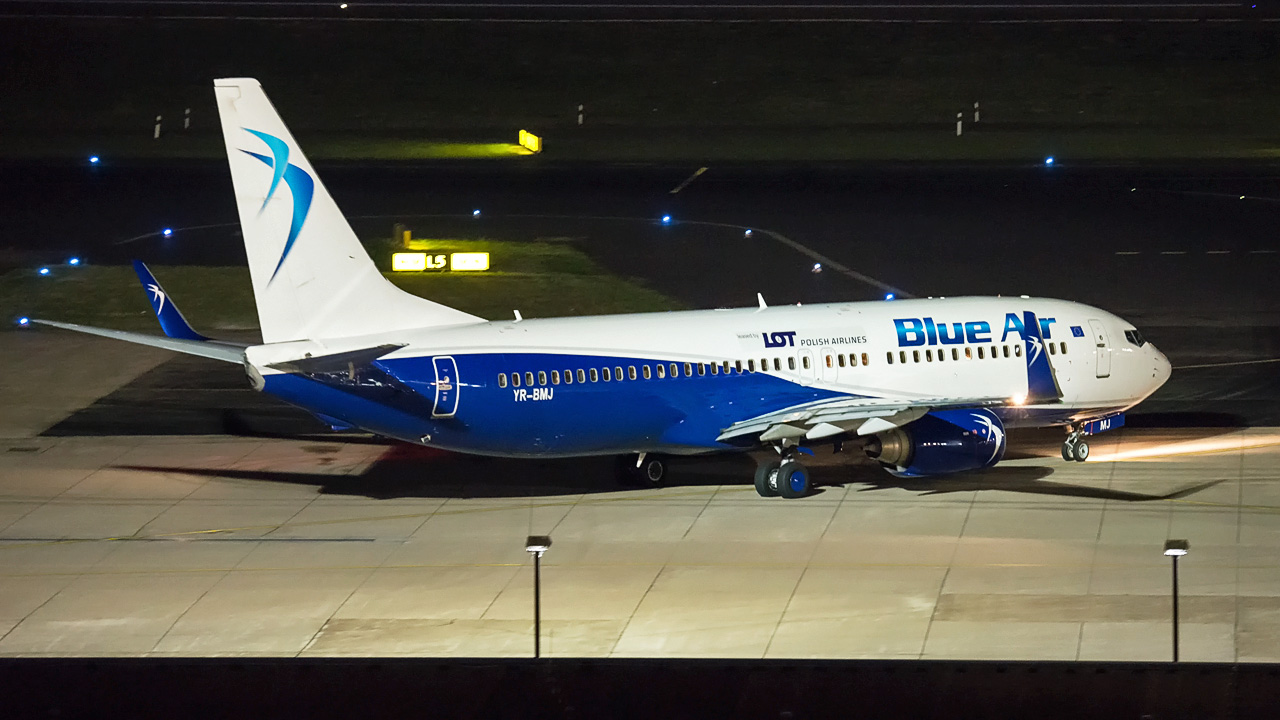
[1061,441,1075,462]
[1073,441,1090,462]
[639,457,666,486]
[754,460,782,497]
[777,462,811,499]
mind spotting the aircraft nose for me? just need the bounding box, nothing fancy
[1151,346,1172,388]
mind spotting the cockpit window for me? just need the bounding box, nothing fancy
[1124,329,1147,347]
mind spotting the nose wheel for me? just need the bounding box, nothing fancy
[1061,429,1090,463]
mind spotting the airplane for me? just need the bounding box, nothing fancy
[33,78,1172,499]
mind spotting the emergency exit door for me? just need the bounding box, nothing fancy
[432,356,459,417]
[1088,320,1111,378]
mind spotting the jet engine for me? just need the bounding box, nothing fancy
[864,408,1007,477]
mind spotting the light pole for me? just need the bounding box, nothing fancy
[526,535,552,658]
[1164,539,1189,662]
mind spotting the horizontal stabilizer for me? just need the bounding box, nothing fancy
[32,320,246,363]
[265,344,406,374]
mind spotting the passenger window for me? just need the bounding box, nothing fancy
[977,347,985,360]
[1002,346,1010,359]
[526,372,535,386]
[886,352,894,365]
[564,370,573,385]
[722,361,731,374]
[1048,343,1056,355]
[642,365,651,380]
[802,356,811,370]
[899,351,907,364]
[602,367,612,382]
[1014,345,1022,358]
[788,357,796,370]
[773,358,781,371]
[685,362,694,377]
[748,359,757,372]
[578,369,586,383]
[615,366,623,380]
[628,366,637,381]
[670,363,678,377]
[826,355,833,368]
[913,350,920,363]
[589,368,598,382]
[937,349,944,362]
[698,363,706,376]
[711,363,719,375]
[1060,342,1067,355]
[734,360,742,373]
[862,353,869,366]
[837,355,845,368]
[849,354,858,367]
[965,347,972,360]
[761,358,769,371]
[926,350,933,362]
[656,364,665,379]
[498,373,508,388]
[537,371,547,386]
[551,370,560,385]
[952,349,959,361]
[512,373,521,388]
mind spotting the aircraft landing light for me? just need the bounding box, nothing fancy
[68,257,81,266]
[16,317,29,327]
[162,228,173,237]
[38,267,50,276]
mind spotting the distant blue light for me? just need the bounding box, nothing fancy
[743,229,753,237]
[162,228,173,237]
[885,293,895,301]
[661,215,671,225]
[68,257,80,266]
[1045,156,1055,166]
[38,267,50,276]
[88,155,100,164]
[17,317,30,327]
[811,262,822,273]
[472,209,481,217]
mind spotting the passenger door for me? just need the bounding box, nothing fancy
[432,356,459,417]
[1088,319,1111,379]
[798,348,816,386]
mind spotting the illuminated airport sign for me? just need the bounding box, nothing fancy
[392,251,490,272]
[519,129,542,154]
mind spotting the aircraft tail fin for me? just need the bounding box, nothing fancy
[212,78,482,343]
[1022,310,1063,403]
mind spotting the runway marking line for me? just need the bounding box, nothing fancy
[1114,251,1141,255]
[669,166,708,194]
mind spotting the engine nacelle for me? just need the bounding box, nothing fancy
[864,408,1007,477]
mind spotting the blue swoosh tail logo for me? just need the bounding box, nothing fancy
[240,129,315,283]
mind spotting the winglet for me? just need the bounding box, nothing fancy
[132,261,209,341]
[1022,310,1063,403]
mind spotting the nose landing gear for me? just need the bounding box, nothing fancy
[1061,427,1090,463]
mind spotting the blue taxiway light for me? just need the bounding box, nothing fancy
[1045,156,1055,166]
[472,209,481,217]
[661,215,671,224]
[17,317,30,327]
[885,293,895,301]
[162,228,173,237]
[68,257,81,266]
[88,156,100,164]
[38,267,50,276]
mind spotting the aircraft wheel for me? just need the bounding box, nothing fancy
[754,460,782,497]
[615,455,663,486]
[777,462,811,499]
[1061,440,1075,462]
[1073,441,1090,462]
[639,456,667,486]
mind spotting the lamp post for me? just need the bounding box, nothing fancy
[1164,539,1189,662]
[526,535,552,658]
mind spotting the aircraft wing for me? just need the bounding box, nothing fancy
[31,319,246,363]
[716,395,1010,444]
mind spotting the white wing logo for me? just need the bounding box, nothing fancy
[146,283,166,315]
[970,412,1006,463]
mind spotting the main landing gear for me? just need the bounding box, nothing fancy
[1061,427,1090,463]
[616,453,667,487]
[754,449,812,499]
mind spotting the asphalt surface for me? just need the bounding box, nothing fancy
[4,161,1278,433]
